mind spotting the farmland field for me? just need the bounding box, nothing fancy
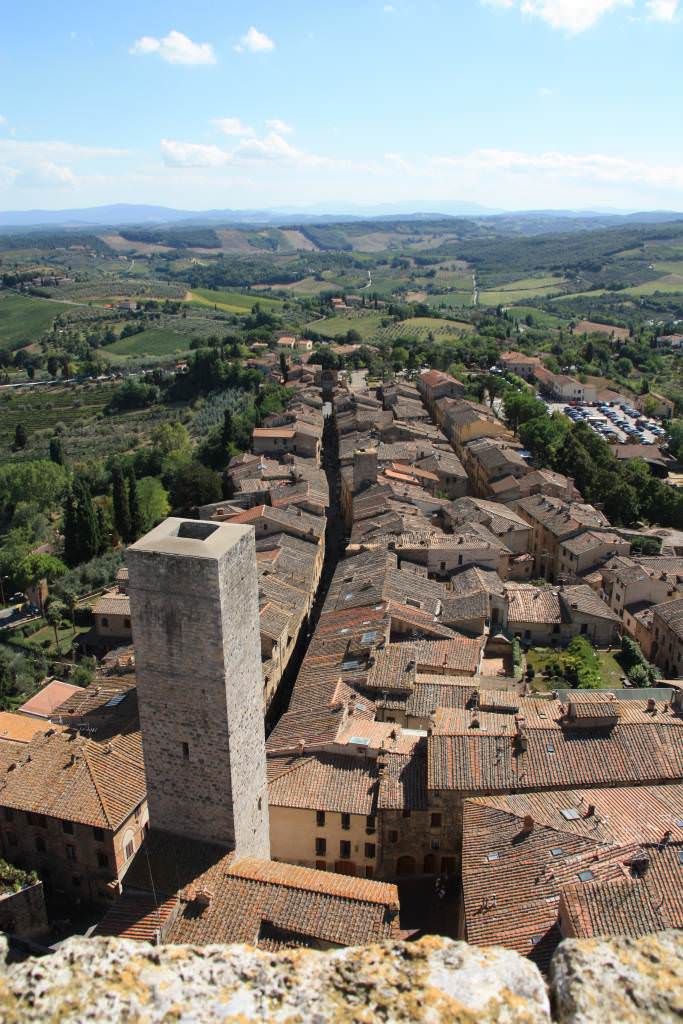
[479,275,567,306]
[188,288,284,314]
[0,293,71,350]
[508,306,569,328]
[106,328,192,356]
[377,317,472,341]
[0,382,117,453]
[620,274,683,297]
[306,312,385,339]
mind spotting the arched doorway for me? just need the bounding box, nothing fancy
[396,855,416,876]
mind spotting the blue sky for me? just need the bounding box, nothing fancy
[1,0,682,212]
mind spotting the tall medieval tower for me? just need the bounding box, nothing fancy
[126,518,270,858]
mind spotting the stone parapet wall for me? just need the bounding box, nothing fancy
[0,931,681,1022]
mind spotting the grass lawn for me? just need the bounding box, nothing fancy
[16,622,89,657]
[526,646,624,693]
[0,293,70,351]
[188,288,284,314]
[106,328,192,356]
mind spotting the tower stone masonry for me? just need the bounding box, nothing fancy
[126,518,270,858]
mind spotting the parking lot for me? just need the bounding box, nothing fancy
[543,399,666,447]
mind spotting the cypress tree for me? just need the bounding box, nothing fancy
[63,478,100,566]
[112,466,131,543]
[49,437,65,466]
[221,409,234,448]
[127,468,143,542]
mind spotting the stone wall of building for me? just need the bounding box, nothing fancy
[1,931,680,1022]
[0,882,47,939]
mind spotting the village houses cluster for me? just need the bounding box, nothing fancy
[0,354,682,966]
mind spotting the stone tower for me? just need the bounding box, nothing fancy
[353,448,378,494]
[126,518,270,858]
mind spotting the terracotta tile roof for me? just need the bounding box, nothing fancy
[407,637,484,676]
[253,427,296,439]
[91,593,131,617]
[461,784,683,967]
[95,892,180,942]
[0,728,146,829]
[560,875,670,938]
[227,857,398,907]
[561,531,626,555]
[653,596,683,640]
[441,591,489,627]
[428,700,683,794]
[506,585,561,624]
[560,586,621,623]
[17,680,81,719]
[366,645,417,692]
[268,752,378,815]
[516,495,609,539]
[0,713,61,744]
[115,832,400,948]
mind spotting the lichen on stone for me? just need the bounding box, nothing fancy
[0,935,550,1023]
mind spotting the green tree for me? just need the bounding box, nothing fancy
[63,478,101,567]
[169,460,222,513]
[111,467,131,544]
[16,553,67,593]
[137,477,170,532]
[0,461,68,517]
[151,421,191,456]
[49,436,65,466]
[45,599,67,649]
[13,424,27,450]
[127,468,144,542]
[221,409,234,449]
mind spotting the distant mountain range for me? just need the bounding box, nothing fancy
[1,202,683,231]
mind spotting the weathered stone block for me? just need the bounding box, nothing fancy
[550,930,683,1024]
[0,935,550,1023]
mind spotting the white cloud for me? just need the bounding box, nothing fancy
[383,4,396,12]
[234,27,275,53]
[481,0,633,31]
[646,0,678,18]
[14,161,77,188]
[130,30,216,65]
[432,147,683,191]
[160,139,229,167]
[0,115,6,126]
[234,132,302,162]
[0,140,120,191]
[213,117,253,137]
[265,118,292,134]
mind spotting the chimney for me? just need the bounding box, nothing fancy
[297,739,306,756]
[515,714,528,751]
[585,804,595,818]
[194,888,213,908]
[646,698,657,713]
[522,814,534,833]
